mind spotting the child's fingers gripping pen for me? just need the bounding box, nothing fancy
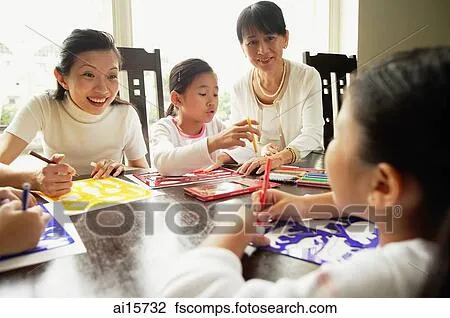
[22,183,31,211]
[247,118,258,154]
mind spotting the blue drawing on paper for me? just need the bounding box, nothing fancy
[0,204,74,261]
[260,216,379,265]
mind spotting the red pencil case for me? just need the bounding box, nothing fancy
[184,178,280,202]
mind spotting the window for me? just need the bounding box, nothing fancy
[131,0,330,125]
[0,0,359,130]
[0,0,113,128]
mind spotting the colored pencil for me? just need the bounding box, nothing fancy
[29,151,78,176]
[301,177,329,182]
[247,118,258,154]
[29,150,54,164]
[304,173,328,178]
[260,158,272,207]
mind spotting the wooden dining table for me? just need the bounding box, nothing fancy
[0,152,329,297]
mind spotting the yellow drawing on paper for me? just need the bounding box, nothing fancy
[41,177,151,215]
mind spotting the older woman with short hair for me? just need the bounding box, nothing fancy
[224,1,324,175]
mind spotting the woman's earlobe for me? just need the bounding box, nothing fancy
[54,68,68,90]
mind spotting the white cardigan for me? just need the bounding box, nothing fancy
[226,60,324,164]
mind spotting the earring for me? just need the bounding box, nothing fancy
[284,45,287,49]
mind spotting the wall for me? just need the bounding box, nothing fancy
[358,0,450,66]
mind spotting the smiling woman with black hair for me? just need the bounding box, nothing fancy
[0,29,149,196]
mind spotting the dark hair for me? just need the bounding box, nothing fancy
[236,1,287,44]
[54,29,126,105]
[348,47,450,239]
[421,210,450,297]
[166,58,214,117]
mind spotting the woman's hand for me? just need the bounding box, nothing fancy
[35,154,75,197]
[0,187,37,207]
[207,119,260,153]
[237,146,296,175]
[0,200,49,256]
[90,159,124,179]
[237,156,283,175]
[261,143,280,156]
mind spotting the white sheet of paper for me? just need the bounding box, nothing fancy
[0,202,86,273]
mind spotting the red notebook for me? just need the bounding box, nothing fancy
[184,178,280,202]
[129,168,240,189]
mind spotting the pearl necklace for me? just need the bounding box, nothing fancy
[255,60,286,99]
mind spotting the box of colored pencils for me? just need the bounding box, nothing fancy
[296,170,330,189]
[268,166,330,189]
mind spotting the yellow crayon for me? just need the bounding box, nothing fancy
[247,118,258,154]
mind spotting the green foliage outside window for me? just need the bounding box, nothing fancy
[0,103,17,126]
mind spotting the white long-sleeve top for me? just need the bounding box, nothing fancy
[226,60,324,164]
[150,116,226,176]
[160,239,434,297]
